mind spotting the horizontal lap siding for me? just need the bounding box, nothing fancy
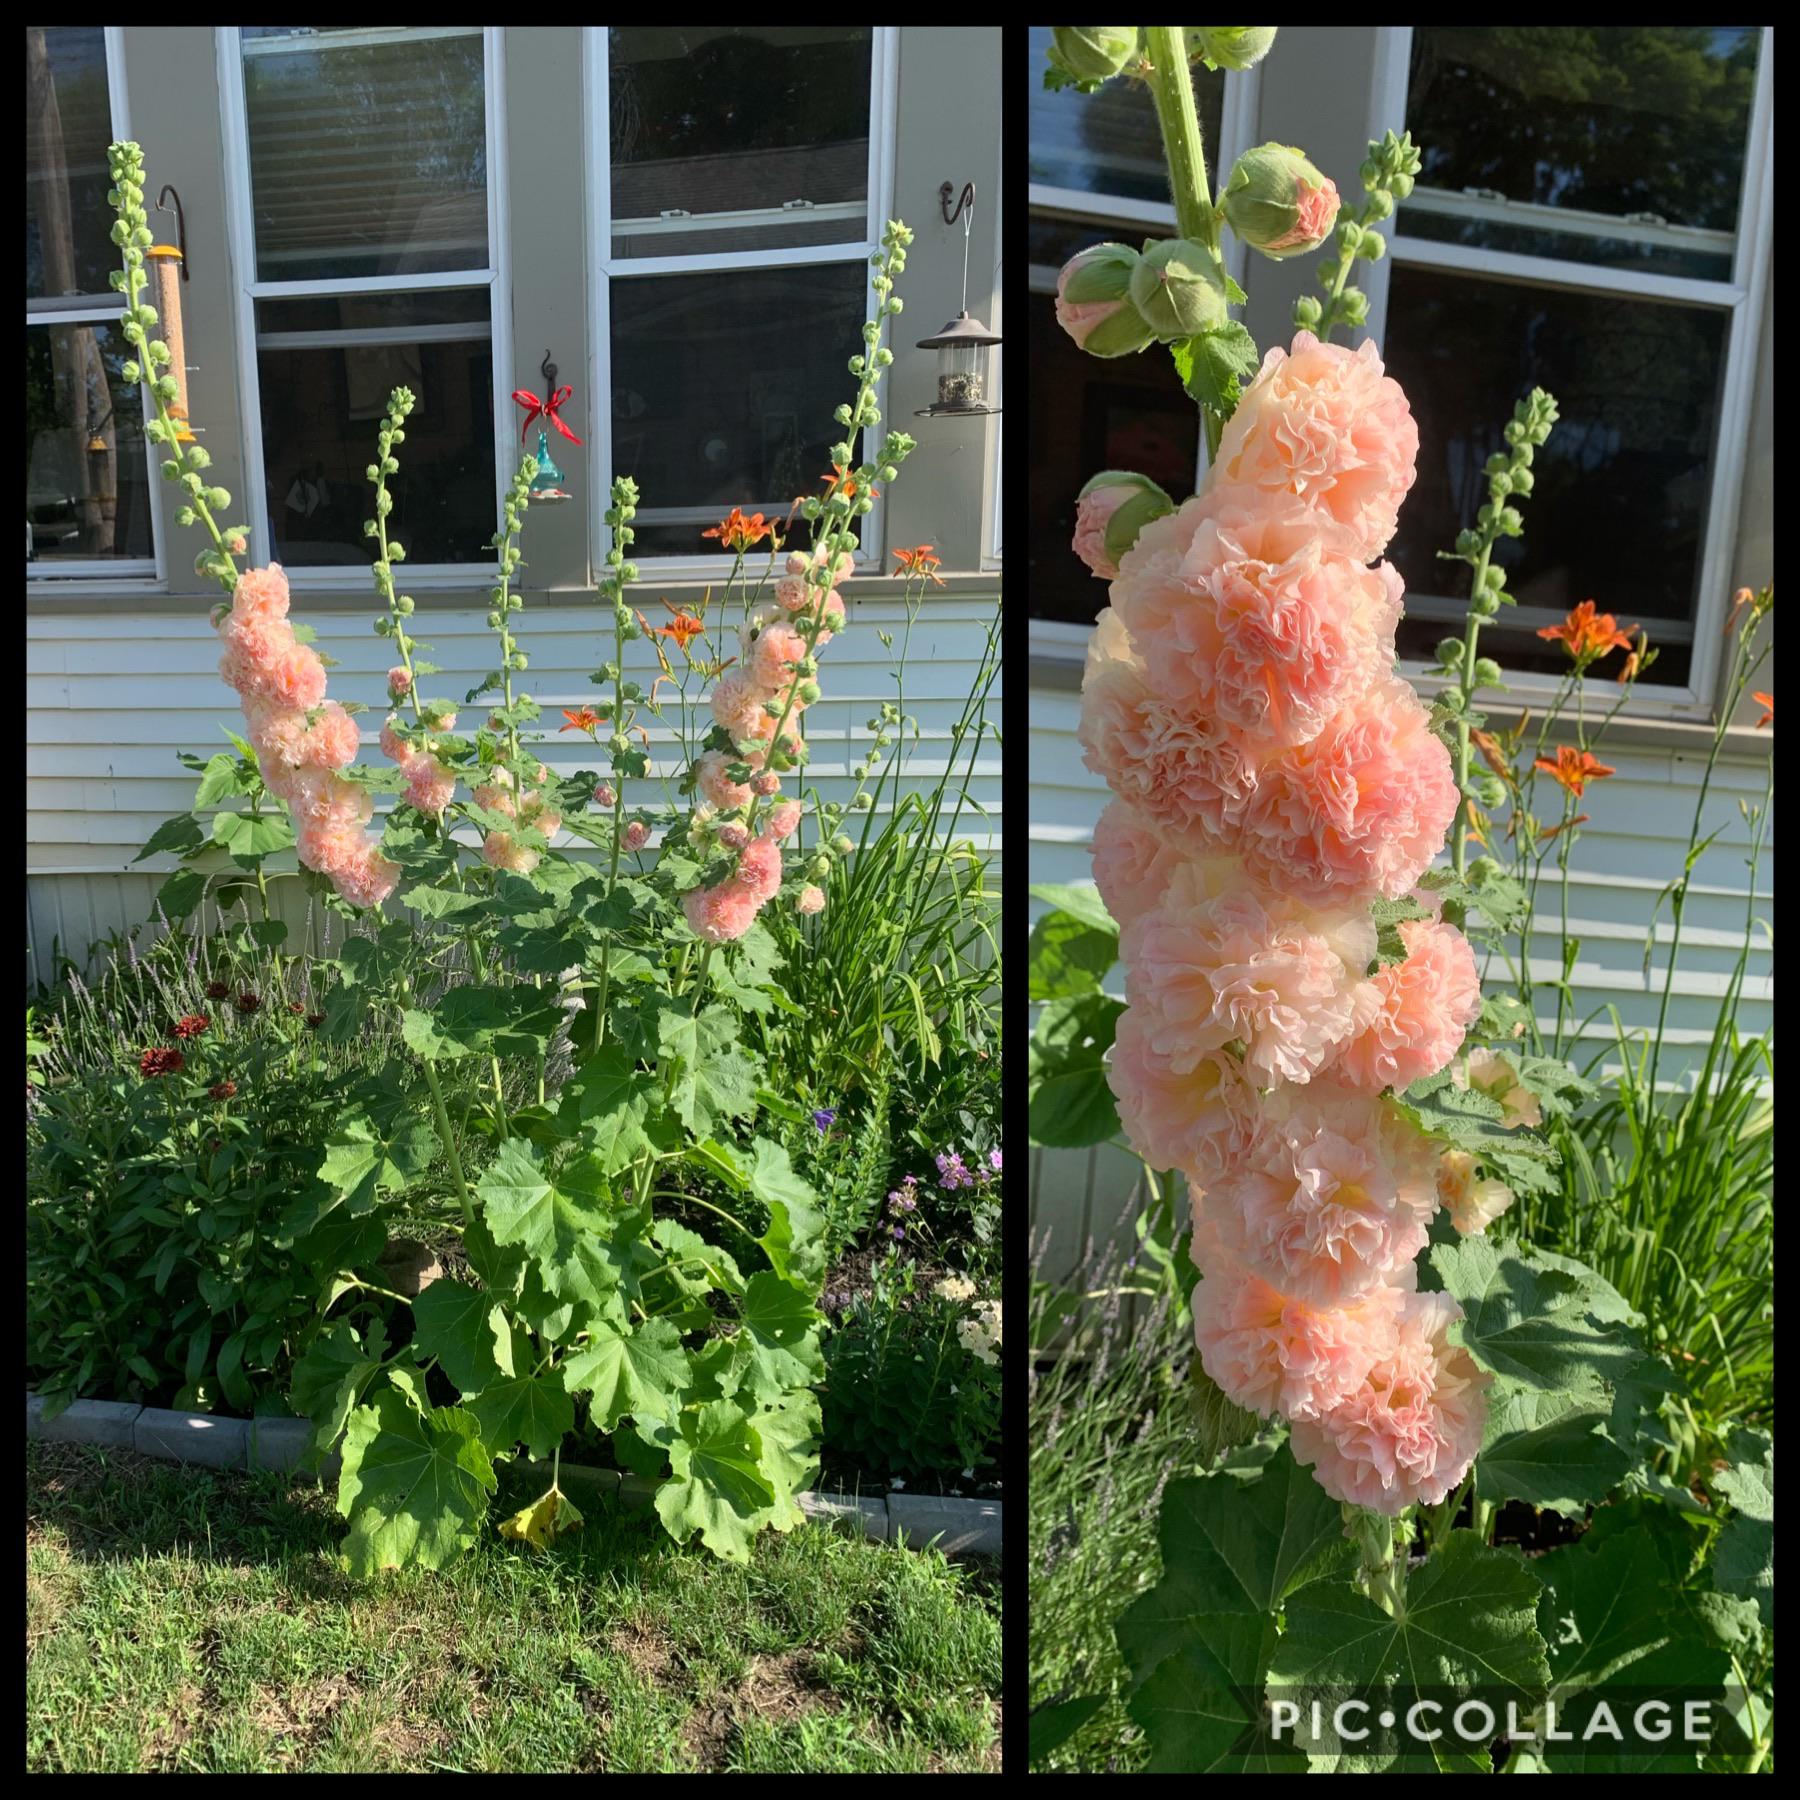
[24,593,1002,985]
[1027,686,1775,1273]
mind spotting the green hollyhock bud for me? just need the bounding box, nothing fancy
[1046,27,1140,91]
[1072,470,1176,579]
[1053,243,1155,358]
[1186,26,1277,71]
[1221,143,1342,261]
[1128,239,1229,341]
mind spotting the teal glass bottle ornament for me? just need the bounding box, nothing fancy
[528,427,571,503]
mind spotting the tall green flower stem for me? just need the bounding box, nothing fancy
[366,388,427,727]
[1300,131,1421,347]
[485,455,541,769]
[1434,389,1559,878]
[107,142,247,595]
[1140,28,1223,460]
[586,475,642,1056]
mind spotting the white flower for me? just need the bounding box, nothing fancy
[933,1275,977,1303]
[890,1478,906,1491]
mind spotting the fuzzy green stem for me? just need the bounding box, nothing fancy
[421,1057,473,1226]
[1450,541,1496,879]
[1142,28,1217,253]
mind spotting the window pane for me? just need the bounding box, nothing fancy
[1402,26,1759,282]
[242,28,488,282]
[26,27,117,301]
[27,321,153,565]
[1384,267,1729,689]
[609,27,870,260]
[610,263,867,558]
[256,333,496,566]
[256,288,491,339]
[1026,285,1199,628]
[1028,25,1224,209]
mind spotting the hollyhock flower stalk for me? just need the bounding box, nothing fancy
[1085,313,1497,1520]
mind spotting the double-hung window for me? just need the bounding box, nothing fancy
[1373,25,1773,713]
[1025,25,1248,643]
[220,25,507,576]
[26,26,156,578]
[587,26,897,568]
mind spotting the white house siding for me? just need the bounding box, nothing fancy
[24,588,1002,987]
[1027,682,1774,1279]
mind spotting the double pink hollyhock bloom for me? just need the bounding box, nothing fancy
[677,545,842,943]
[216,565,398,909]
[1084,332,1491,1515]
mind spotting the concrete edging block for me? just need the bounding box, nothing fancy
[799,1491,890,1541]
[134,1407,249,1469]
[245,1417,318,1473]
[885,1493,1001,1556]
[27,1394,143,1448]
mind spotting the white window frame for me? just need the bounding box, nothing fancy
[986,164,1003,569]
[216,24,514,591]
[27,23,163,585]
[582,26,898,582]
[1026,54,1259,661]
[1368,24,1775,723]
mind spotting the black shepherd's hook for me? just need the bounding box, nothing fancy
[156,184,189,280]
[940,181,976,227]
[541,348,558,402]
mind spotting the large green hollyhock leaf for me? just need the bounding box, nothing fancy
[745,1389,821,1533]
[654,1002,757,1137]
[1528,1524,1742,1771]
[1712,1433,1773,1630]
[464,1325,575,1460]
[1129,1615,1302,1772]
[290,1318,386,1455]
[1475,1379,1633,1516]
[749,1139,827,1287]
[410,1279,512,1396]
[1269,1531,1549,1773]
[1430,1236,1644,1399]
[560,1317,689,1430]
[653,1400,776,1563]
[556,1044,659,1173]
[735,1271,824,1403]
[291,1107,438,1230]
[475,1139,640,1314]
[336,1388,496,1574]
[1119,1443,1353,1666]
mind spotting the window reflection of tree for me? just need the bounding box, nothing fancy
[26,27,115,556]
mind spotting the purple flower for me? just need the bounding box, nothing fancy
[989,1148,1003,1172]
[935,1150,975,1191]
[813,1108,837,1134]
[891,1225,906,1241]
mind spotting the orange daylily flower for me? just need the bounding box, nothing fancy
[814,465,878,503]
[560,706,603,735]
[892,544,944,586]
[1537,599,1636,668]
[1533,745,1616,798]
[656,605,706,653]
[701,508,779,553]
[1536,812,1590,844]
[1469,727,1513,786]
[1752,690,1773,729]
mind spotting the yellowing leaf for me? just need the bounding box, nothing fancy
[499,1483,585,1552]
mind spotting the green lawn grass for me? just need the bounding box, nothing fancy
[26,1442,1001,1774]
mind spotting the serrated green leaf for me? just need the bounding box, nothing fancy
[1029,993,1124,1148]
[156,866,209,920]
[735,1271,824,1403]
[212,808,296,862]
[463,1326,575,1460]
[655,1002,757,1136]
[410,1279,510,1395]
[1120,1444,1354,1669]
[1475,1380,1633,1515]
[134,812,207,864]
[1531,1525,1742,1771]
[1712,1436,1772,1629]
[1028,906,1118,1001]
[475,1139,638,1319]
[1178,320,1260,416]
[1430,1236,1645,1400]
[310,1109,439,1217]
[194,752,250,809]
[558,1045,658,1173]
[401,985,565,1061]
[336,1389,496,1574]
[654,1400,776,1562]
[1027,880,1117,936]
[1189,1357,1260,1462]
[1270,1533,1549,1773]
[750,1139,826,1286]
[560,1316,689,1429]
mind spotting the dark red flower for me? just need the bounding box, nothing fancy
[208,1080,238,1101]
[172,1014,211,1040]
[140,1047,185,1078]
[288,1002,306,1016]
[206,980,230,1001]
[306,1013,325,1030]
[236,992,262,1015]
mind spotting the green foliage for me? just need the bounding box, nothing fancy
[820,1257,1000,1481]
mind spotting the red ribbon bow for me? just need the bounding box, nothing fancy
[512,385,585,446]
